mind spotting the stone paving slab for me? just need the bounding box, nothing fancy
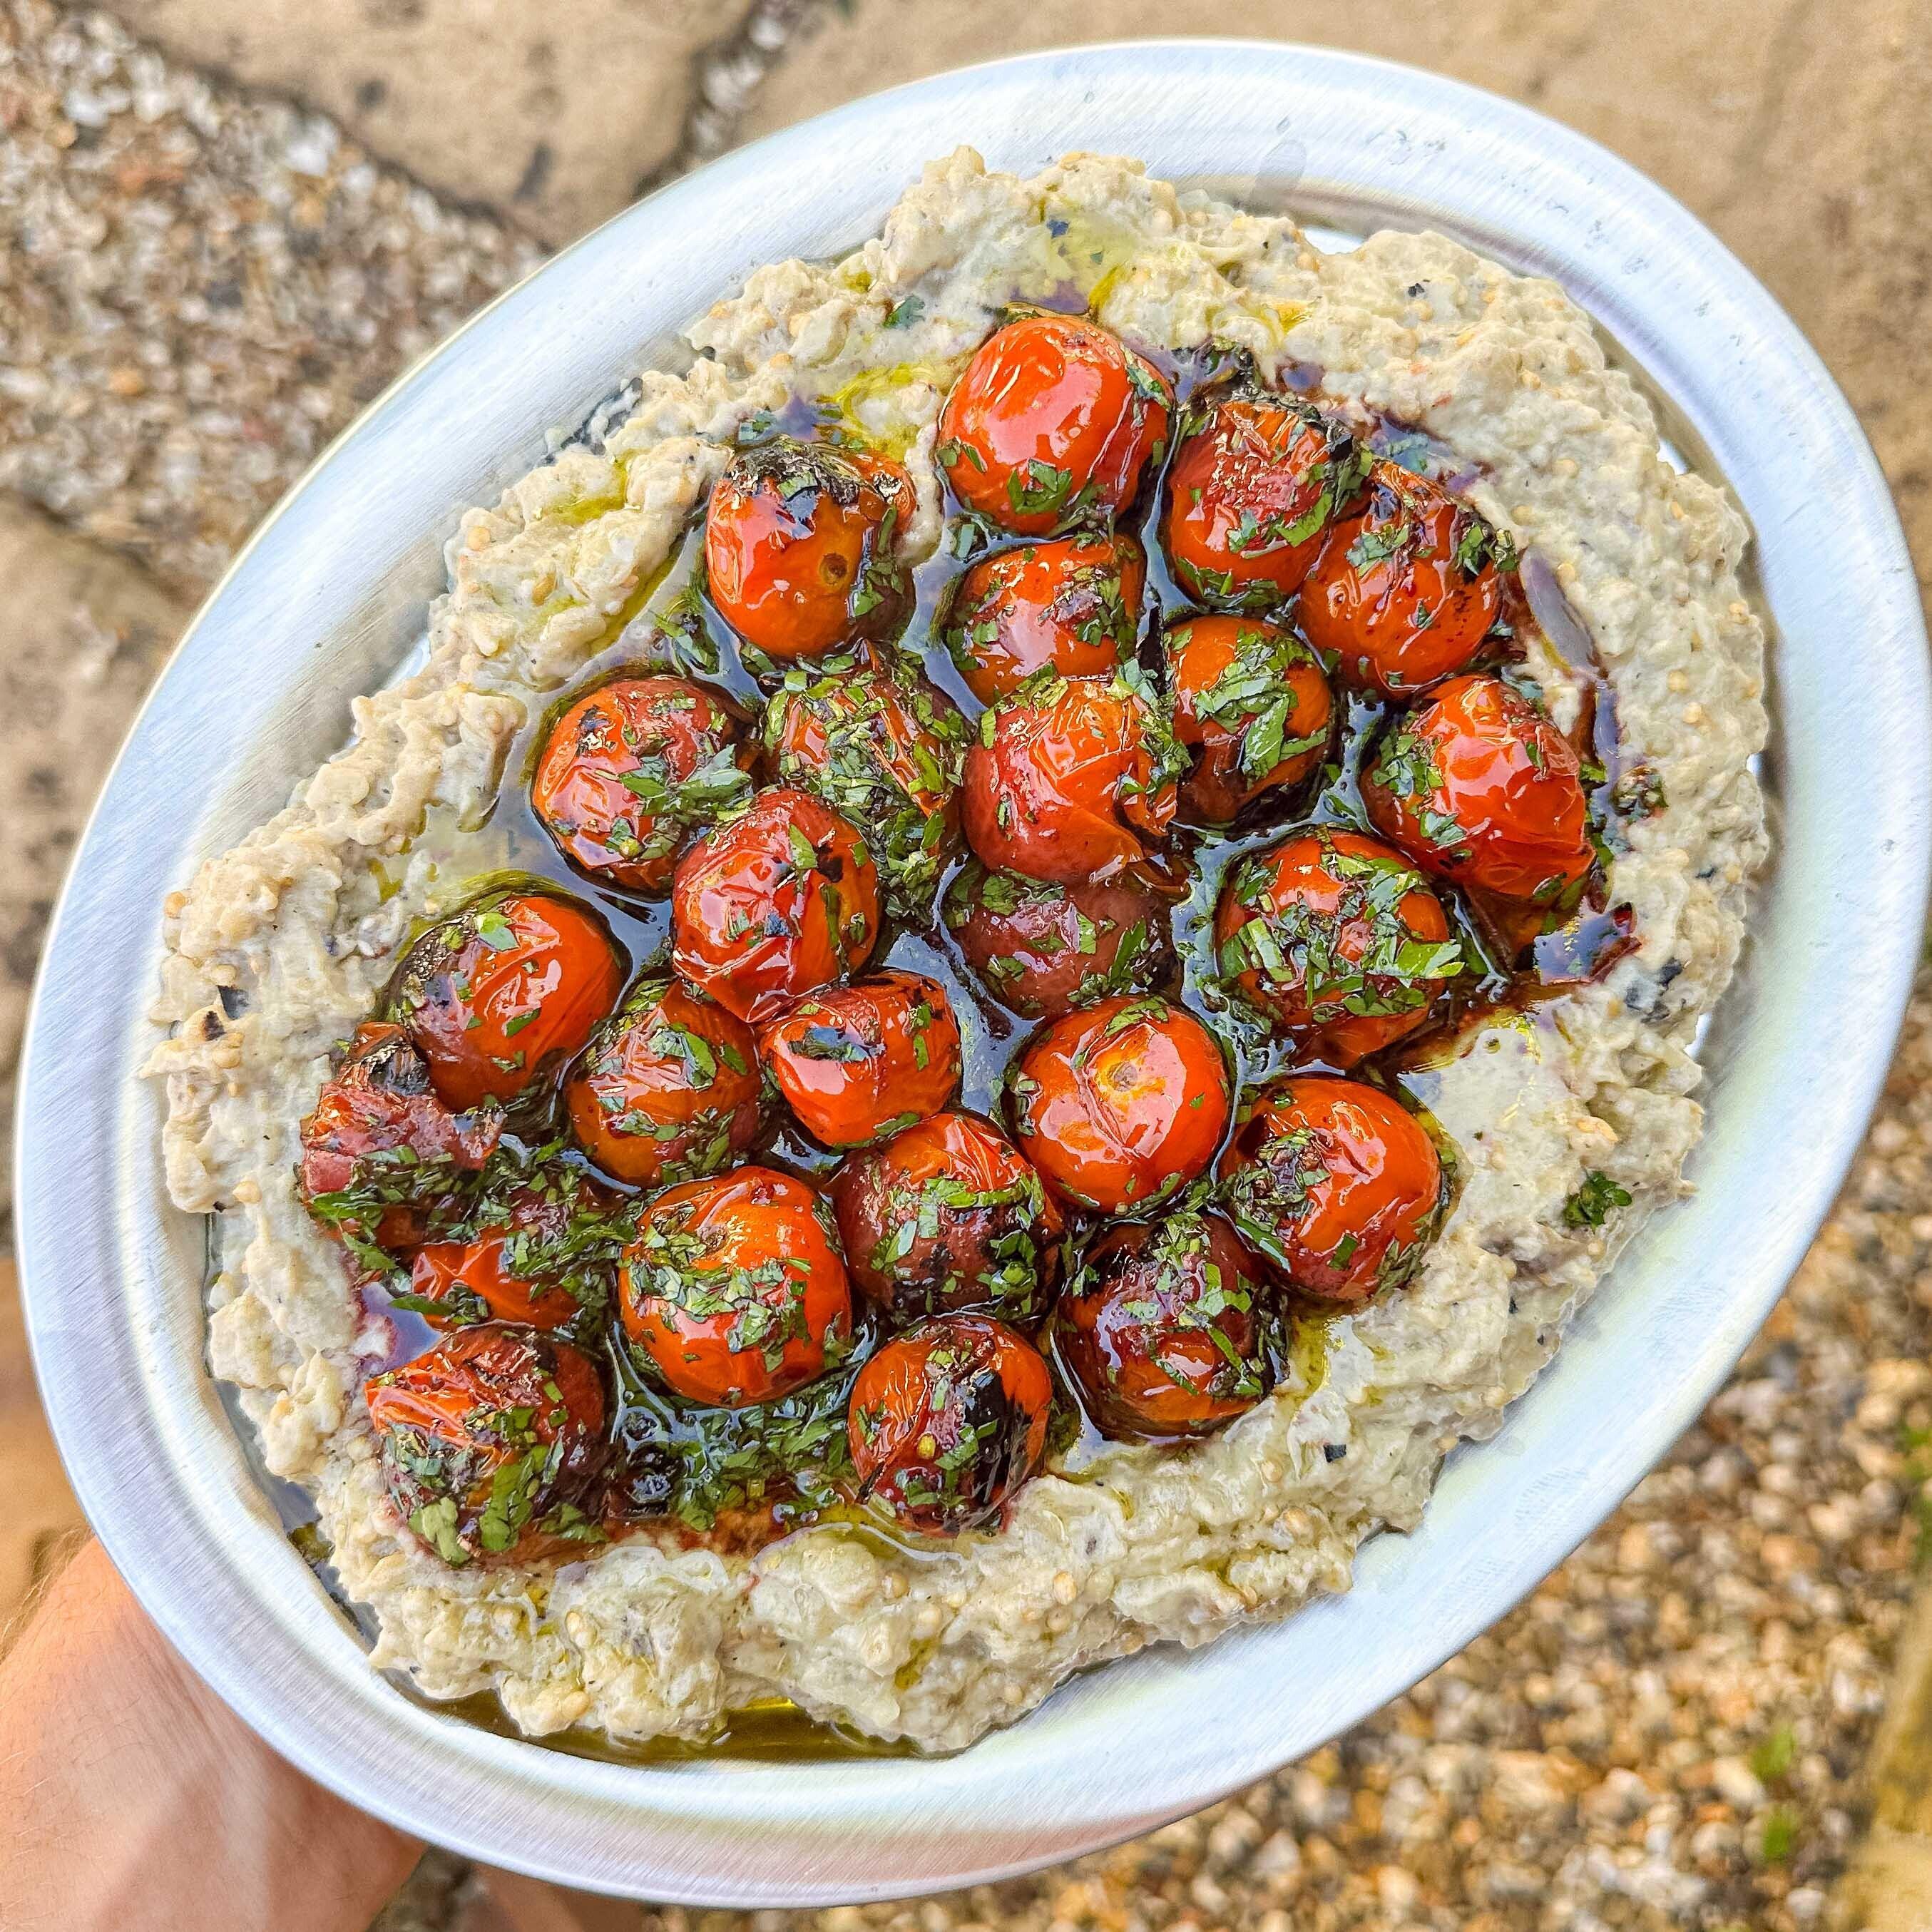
[97,0,762,246]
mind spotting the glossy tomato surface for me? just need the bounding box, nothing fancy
[1160,393,1368,609]
[365,1323,606,1566]
[670,787,881,1023]
[620,1167,853,1407]
[760,645,968,915]
[297,1021,501,1269]
[847,1312,1051,1535]
[531,675,752,896]
[704,437,912,661]
[963,669,1183,884]
[1299,461,1514,697]
[1215,829,1463,1065]
[757,969,961,1149]
[1166,613,1333,822]
[943,533,1146,703]
[831,1109,1062,1323]
[1361,673,1593,903]
[1056,1210,1272,1439]
[1217,1075,1443,1303]
[1008,995,1230,1215]
[389,889,625,1112]
[564,976,762,1186]
[935,313,1172,536]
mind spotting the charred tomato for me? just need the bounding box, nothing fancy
[962,668,1184,885]
[1160,393,1368,610]
[564,976,762,1187]
[1056,1211,1272,1439]
[847,1312,1052,1535]
[1361,673,1593,904]
[365,1323,606,1566]
[703,437,912,662]
[670,787,881,1023]
[531,675,752,896]
[936,312,1172,536]
[760,645,968,916]
[1165,612,1334,822]
[1217,1075,1444,1302]
[388,889,625,1113]
[757,969,962,1149]
[620,1166,854,1407]
[831,1109,1062,1323]
[1299,462,1516,697]
[1008,994,1231,1215]
[942,532,1146,703]
[1215,829,1463,1065]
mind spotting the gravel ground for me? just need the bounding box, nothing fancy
[1,8,1926,1929]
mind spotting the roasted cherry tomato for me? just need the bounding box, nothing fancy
[1008,994,1230,1215]
[1160,393,1368,610]
[564,976,762,1187]
[1165,613,1334,822]
[670,787,881,1023]
[1361,673,1593,904]
[830,1109,1062,1322]
[620,1166,853,1407]
[963,669,1183,884]
[388,889,624,1113]
[847,1312,1051,1535]
[1217,1076,1443,1302]
[936,313,1172,536]
[942,533,1146,703]
[943,859,1175,1021]
[531,675,752,896]
[366,1323,607,1566]
[298,1022,501,1272]
[1056,1211,1272,1439]
[1299,461,1516,697]
[1215,829,1463,1065]
[757,969,961,1149]
[760,645,968,915]
[703,437,912,663]
[402,1156,620,1334]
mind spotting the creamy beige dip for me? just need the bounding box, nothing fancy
[145,150,1767,1752]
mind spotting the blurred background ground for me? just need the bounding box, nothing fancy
[1,2,1929,1927]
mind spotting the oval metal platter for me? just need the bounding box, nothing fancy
[15,38,1931,1906]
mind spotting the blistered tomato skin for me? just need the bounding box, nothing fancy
[531,676,752,896]
[1160,394,1369,610]
[1217,1076,1443,1302]
[758,969,963,1149]
[564,976,763,1187]
[404,1160,620,1334]
[962,670,1183,885]
[1056,1212,1272,1439]
[297,1021,501,1269]
[620,1166,853,1408]
[1165,613,1334,822]
[388,890,625,1113]
[1215,828,1463,1066]
[847,1312,1052,1535]
[1008,994,1232,1215]
[703,438,913,663]
[831,1109,1063,1323]
[366,1323,607,1567]
[943,533,1147,703]
[936,313,1172,536]
[760,646,968,916]
[670,787,881,1024]
[943,860,1175,1021]
[1299,462,1515,697]
[1361,673,1594,903]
